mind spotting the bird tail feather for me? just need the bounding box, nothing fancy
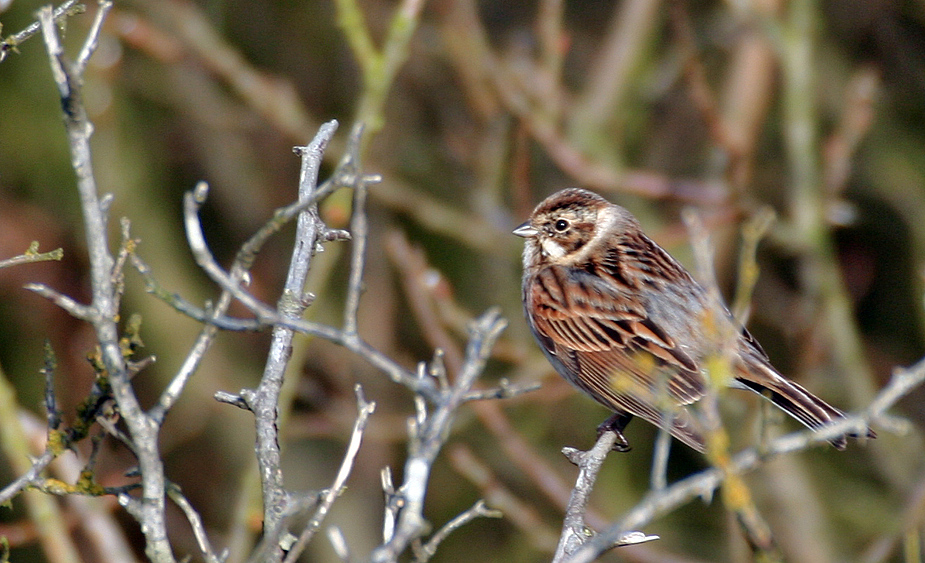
[736,364,874,449]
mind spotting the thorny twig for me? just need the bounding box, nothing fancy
[247,121,338,561]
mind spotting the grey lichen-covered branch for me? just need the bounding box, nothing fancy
[37,3,176,562]
[369,309,508,563]
[249,122,338,558]
[11,13,512,556]
[9,2,501,560]
[161,121,510,560]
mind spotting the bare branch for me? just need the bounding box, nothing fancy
[563,356,921,562]
[39,4,175,559]
[554,431,658,561]
[369,309,507,563]
[412,500,502,562]
[175,178,436,399]
[0,0,83,63]
[76,1,112,71]
[213,391,252,411]
[0,451,55,506]
[25,283,96,321]
[251,121,338,562]
[283,386,377,562]
[449,445,559,552]
[343,170,374,335]
[0,242,63,269]
[166,482,226,563]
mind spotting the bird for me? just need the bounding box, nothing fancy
[514,187,873,452]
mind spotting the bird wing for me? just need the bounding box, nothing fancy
[527,264,706,409]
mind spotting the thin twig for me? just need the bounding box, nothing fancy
[0,368,82,563]
[166,482,225,563]
[0,242,63,269]
[369,310,507,563]
[343,165,372,336]
[413,500,502,562]
[76,1,112,70]
[283,386,376,563]
[179,189,435,398]
[25,283,95,321]
[449,445,559,552]
[0,450,56,505]
[0,0,83,63]
[251,122,338,561]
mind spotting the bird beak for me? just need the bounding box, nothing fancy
[513,222,538,238]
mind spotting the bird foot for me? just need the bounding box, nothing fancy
[597,413,632,452]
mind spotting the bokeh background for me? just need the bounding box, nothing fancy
[1,0,924,561]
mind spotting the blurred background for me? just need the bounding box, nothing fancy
[1,0,924,561]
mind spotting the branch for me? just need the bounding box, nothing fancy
[250,121,338,561]
[563,356,923,563]
[412,500,502,562]
[283,386,376,563]
[174,167,436,401]
[449,445,559,552]
[368,309,508,563]
[0,0,84,63]
[553,432,658,562]
[0,242,63,269]
[23,283,95,321]
[166,482,225,563]
[38,3,176,561]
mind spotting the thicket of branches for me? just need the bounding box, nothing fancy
[1,1,924,562]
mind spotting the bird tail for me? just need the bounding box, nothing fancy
[735,363,875,449]
[669,408,707,452]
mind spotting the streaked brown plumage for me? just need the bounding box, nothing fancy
[515,188,873,452]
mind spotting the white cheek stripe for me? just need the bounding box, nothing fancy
[541,238,566,259]
[566,206,615,265]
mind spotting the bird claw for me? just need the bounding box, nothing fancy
[598,412,633,452]
[610,432,632,452]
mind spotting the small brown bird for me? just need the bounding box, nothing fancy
[515,188,872,452]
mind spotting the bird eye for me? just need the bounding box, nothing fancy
[554,219,569,232]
